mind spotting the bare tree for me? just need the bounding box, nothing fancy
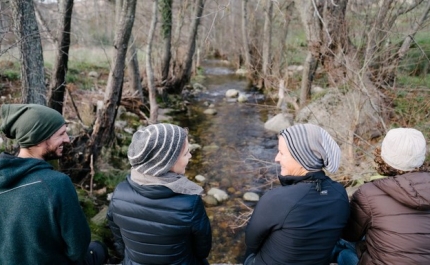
[262,0,273,77]
[10,0,46,105]
[66,0,138,181]
[126,35,143,99]
[241,0,251,70]
[146,0,159,123]
[295,0,322,107]
[48,0,74,114]
[172,0,205,92]
[381,0,430,87]
[34,1,56,45]
[115,0,143,100]
[160,0,173,83]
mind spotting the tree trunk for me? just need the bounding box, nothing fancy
[11,0,46,105]
[278,1,294,76]
[262,0,273,77]
[173,0,204,92]
[241,0,251,70]
[299,51,319,107]
[146,0,159,124]
[0,1,4,51]
[34,1,56,45]
[127,34,144,99]
[385,0,430,86]
[115,0,143,100]
[68,0,137,181]
[48,0,74,114]
[294,0,388,167]
[160,0,173,83]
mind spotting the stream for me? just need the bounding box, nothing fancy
[172,60,281,264]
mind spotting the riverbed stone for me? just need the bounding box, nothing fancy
[225,89,239,98]
[237,93,248,102]
[203,144,220,152]
[227,187,236,194]
[236,68,248,75]
[225,98,238,103]
[208,187,229,202]
[193,82,207,91]
[264,113,294,132]
[220,177,232,188]
[204,108,217,115]
[243,192,260,202]
[195,174,206,182]
[189,143,202,152]
[203,195,218,207]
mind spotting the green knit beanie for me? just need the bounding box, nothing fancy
[1,104,66,148]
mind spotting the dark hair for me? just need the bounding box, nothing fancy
[374,147,427,176]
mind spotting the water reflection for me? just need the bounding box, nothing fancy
[174,60,281,263]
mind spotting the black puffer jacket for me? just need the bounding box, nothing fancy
[245,171,350,265]
[107,175,212,265]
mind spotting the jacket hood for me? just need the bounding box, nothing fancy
[126,174,176,199]
[0,152,53,188]
[373,172,430,210]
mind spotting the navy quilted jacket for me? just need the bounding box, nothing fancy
[107,175,212,265]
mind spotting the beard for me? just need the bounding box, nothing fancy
[42,145,63,161]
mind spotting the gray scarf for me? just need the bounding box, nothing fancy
[130,169,203,195]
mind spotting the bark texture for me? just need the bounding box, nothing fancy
[11,0,46,105]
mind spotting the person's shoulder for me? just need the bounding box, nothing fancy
[39,169,71,182]
[353,180,383,199]
[261,184,302,200]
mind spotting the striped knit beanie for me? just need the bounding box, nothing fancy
[279,124,341,173]
[381,128,426,171]
[128,123,187,176]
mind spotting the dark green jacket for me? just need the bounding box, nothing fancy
[0,152,90,264]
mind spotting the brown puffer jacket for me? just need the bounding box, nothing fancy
[343,172,430,265]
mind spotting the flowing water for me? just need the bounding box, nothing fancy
[172,60,281,263]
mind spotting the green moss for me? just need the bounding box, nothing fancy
[93,170,127,192]
[2,69,20,81]
[77,191,98,218]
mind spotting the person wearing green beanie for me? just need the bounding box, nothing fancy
[0,104,107,265]
[1,103,66,148]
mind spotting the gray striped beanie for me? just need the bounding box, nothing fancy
[128,123,187,176]
[280,124,341,173]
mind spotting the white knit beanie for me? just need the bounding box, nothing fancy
[128,123,187,176]
[381,128,427,171]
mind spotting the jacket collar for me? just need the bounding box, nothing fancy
[278,170,327,186]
